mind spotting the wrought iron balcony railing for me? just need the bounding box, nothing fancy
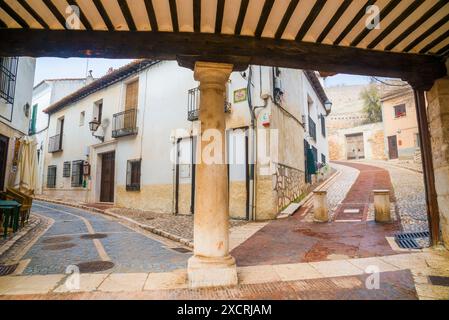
[48,134,63,153]
[187,87,231,121]
[112,108,138,138]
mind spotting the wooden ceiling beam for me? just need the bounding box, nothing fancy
[42,0,67,29]
[92,0,114,31]
[143,0,158,32]
[295,0,326,41]
[0,0,29,29]
[215,0,225,34]
[168,0,178,32]
[404,13,449,53]
[193,0,201,32]
[275,0,299,39]
[385,0,449,51]
[117,0,136,31]
[234,0,249,35]
[66,0,92,30]
[17,0,49,29]
[317,0,351,43]
[334,0,375,45]
[1,29,445,90]
[255,0,275,38]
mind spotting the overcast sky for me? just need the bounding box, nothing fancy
[34,57,371,88]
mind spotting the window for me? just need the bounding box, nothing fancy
[320,114,326,137]
[125,80,139,110]
[71,160,83,187]
[47,166,57,188]
[126,159,141,191]
[308,116,317,141]
[394,104,406,118]
[29,104,38,135]
[94,101,103,123]
[321,154,326,164]
[79,111,85,126]
[63,161,71,177]
[0,57,19,105]
[311,146,318,165]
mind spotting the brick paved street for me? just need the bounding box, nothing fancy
[4,201,190,275]
[232,161,402,266]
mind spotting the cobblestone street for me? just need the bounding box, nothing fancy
[2,201,190,275]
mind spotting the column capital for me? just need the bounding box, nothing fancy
[194,61,233,88]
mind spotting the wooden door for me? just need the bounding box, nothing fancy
[0,135,9,191]
[388,135,399,159]
[346,133,365,160]
[100,151,115,202]
[175,137,196,215]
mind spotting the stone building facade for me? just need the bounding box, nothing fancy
[41,60,329,221]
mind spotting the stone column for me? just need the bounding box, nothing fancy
[373,189,391,222]
[426,76,449,248]
[187,61,237,288]
[313,190,328,222]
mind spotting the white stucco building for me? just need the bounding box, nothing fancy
[0,57,36,191]
[31,77,90,193]
[41,60,330,220]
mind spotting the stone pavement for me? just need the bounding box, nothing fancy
[0,250,448,299]
[2,201,190,275]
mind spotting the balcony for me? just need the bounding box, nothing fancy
[308,116,317,141]
[187,87,231,121]
[48,134,63,153]
[112,108,138,138]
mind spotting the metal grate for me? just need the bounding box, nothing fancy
[80,233,107,239]
[428,276,449,287]
[395,231,430,240]
[76,261,114,273]
[395,238,421,249]
[0,264,18,276]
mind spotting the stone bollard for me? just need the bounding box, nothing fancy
[374,189,391,222]
[313,190,328,222]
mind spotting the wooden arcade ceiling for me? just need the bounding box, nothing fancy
[0,0,448,88]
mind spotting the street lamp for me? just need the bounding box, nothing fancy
[88,117,103,142]
[324,100,332,113]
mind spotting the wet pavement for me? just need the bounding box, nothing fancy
[20,201,190,275]
[232,161,403,266]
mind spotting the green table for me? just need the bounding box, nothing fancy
[0,200,21,238]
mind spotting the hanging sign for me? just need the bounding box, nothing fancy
[233,88,247,103]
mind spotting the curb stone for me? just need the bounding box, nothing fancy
[0,216,41,258]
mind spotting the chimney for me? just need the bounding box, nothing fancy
[107,67,114,74]
[86,70,94,85]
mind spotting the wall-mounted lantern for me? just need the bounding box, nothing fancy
[88,117,104,142]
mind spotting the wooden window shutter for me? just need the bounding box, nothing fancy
[125,80,139,110]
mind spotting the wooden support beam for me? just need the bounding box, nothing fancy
[367,0,424,49]
[66,0,92,30]
[143,0,158,32]
[413,89,440,246]
[385,0,449,51]
[404,13,449,53]
[334,0,375,45]
[255,0,275,38]
[117,0,136,31]
[275,0,299,39]
[0,0,29,28]
[17,0,49,29]
[42,0,67,29]
[215,0,225,34]
[296,0,326,41]
[168,0,179,32]
[92,0,114,31]
[0,29,446,89]
[317,0,351,43]
[235,0,249,35]
[193,0,201,32]
[351,0,401,47]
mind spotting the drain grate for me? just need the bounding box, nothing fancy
[76,260,114,273]
[395,231,429,240]
[428,276,449,287]
[0,264,18,276]
[395,238,421,249]
[42,236,72,244]
[171,247,192,253]
[80,233,107,240]
[42,243,76,250]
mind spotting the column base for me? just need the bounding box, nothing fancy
[187,255,238,288]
